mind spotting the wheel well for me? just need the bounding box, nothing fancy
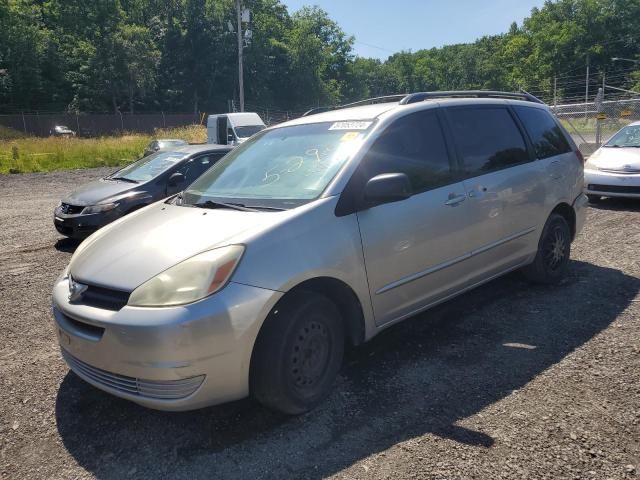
[278,278,366,346]
[551,202,576,240]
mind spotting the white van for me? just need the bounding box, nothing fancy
[207,112,266,145]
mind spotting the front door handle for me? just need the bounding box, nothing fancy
[445,194,467,206]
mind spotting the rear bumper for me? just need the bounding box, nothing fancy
[52,276,282,411]
[584,168,640,198]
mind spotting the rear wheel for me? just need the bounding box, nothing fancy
[587,194,601,204]
[250,291,344,415]
[523,213,571,284]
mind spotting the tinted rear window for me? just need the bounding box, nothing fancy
[446,107,529,178]
[514,107,572,159]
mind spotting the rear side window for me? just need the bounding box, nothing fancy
[446,107,529,178]
[514,106,572,159]
[362,110,452,192]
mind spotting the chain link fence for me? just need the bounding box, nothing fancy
[552,95,640,156]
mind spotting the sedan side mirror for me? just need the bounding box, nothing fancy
[168,172,185,187]
[363,173,412,207]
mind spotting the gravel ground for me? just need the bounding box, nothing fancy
[0,168,639,480]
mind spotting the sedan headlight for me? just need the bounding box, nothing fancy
[82,202,119,214]
[128,245,245,307]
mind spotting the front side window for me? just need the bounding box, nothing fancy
[514,106,572,159]
[360,109,452,193]
[177,155,220,184]
[183,121,374,209]
[446,107,529,178]
[235,125,266,139]
[605,124,640,147]
[111,151,186,183]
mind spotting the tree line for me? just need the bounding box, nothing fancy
[1,0,639,115]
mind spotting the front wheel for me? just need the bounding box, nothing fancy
[250,291,344,415]
[522,213,571,284]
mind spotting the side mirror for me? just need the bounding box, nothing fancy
[227,134,235,143]
[363,173,412,207]
[168,172,185,187]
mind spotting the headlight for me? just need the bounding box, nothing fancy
[128,245,245,307]
[82,202,119,214]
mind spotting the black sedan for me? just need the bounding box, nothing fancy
[54,144,233,239]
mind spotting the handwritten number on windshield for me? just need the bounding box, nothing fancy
[261,148,332,185]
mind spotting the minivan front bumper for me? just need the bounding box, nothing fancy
[52,276,282,411]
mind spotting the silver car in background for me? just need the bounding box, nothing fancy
[52,91,587,414]
[584,121,640,202]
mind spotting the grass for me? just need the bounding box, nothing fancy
[0,125,207,174]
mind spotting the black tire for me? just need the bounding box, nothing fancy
[522,213,571,284]
[587,194,602,204]
[250,291,344,415]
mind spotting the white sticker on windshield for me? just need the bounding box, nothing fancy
[329,121,373,131]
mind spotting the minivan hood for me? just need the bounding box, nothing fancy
[590,147,640,170]
[63,178,138,206]
[69,202,281,291]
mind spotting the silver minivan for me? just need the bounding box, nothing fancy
[52,91,588,414]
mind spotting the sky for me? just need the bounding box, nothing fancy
[280,0,546,60]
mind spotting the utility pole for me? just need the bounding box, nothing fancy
[553,75,557,109]
[236,0,245,112]
[585,57,590,120]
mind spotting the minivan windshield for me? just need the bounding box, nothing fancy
[109,151,186,182]
[182,121,373,209]
[235,125,266,139]
[605,125,640,147]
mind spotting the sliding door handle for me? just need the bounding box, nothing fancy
[445,194,467,206]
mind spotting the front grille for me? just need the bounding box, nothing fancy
[588,184,640,194]
[62,349,205,400]
[80,284,130,311]
[60,203,84,215]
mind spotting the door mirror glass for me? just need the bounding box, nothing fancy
[168,172,186,187]
[363,173,412,207]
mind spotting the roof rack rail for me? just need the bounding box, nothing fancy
[399,90,545,105]
[301,90,545,118]
[302,94,407,117]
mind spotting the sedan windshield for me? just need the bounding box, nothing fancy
[111,151,186,182]
[605,125,640,147]
[183,121,373,209]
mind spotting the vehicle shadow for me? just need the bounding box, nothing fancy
[589,197,640,212]
[55,260,639,479]
[54,238,81,253]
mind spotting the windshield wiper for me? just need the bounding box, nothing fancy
[193,200,258,212]
[111,176,139,183]
[246,205,286,211]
